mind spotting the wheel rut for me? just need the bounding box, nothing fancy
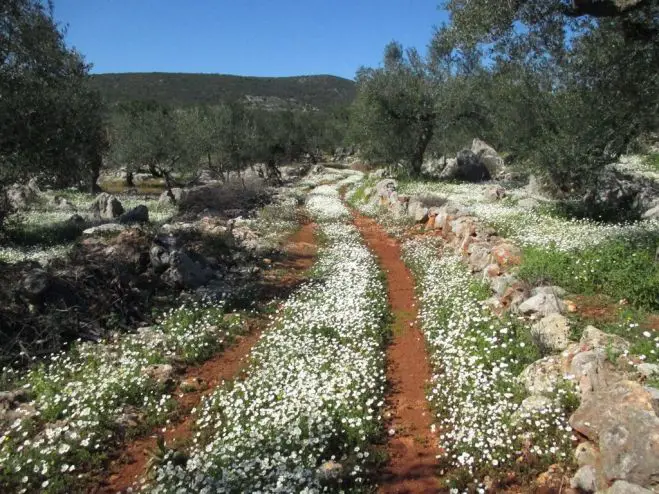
[352,211,441,494]
[96,221,318,493]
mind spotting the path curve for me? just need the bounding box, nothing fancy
[98,221,318,493]
[352,211,442,494]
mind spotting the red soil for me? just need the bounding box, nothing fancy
[95,222,318,493]
[352,212,442,494]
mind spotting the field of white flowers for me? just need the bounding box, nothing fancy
[0,190,176,264]
[0,302,244,493]
[151,179,390,493]
[402,238,575,489]
[401,181,659,252]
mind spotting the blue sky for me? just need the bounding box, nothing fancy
[53,0,448,80]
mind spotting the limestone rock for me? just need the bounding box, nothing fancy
[471,138,505,177]
[532,286,567,297]
[574,442,600,467]
[519,356,564,396]
[82,223,127,236]
[20,268,50,302]
[570,465,598,492]
[483,185,506,202]
[158,188,188,206]
[519,293,566,317]
[49,195,76,211]
[603,481,654,494]
[491,242,522,267]
[6,182,39,210]
[531,314,571,353]
[440,150,491,182]
[580,326,630,355]
[142,364,175,387]
[161,250,214,289]
[90,193,124,220]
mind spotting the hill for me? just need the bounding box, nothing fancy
[89,72,356,110]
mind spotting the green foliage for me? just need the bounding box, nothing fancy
[518,236,659,310]
[644,152,659,172]
[91,73,356,110]
[350,42,438,176]
[0,0,107,193]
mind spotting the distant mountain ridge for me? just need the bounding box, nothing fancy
[89,72,356,110]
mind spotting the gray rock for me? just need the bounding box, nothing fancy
[603,480,654,494]
[150,245,170,272]
[142,364,175,387]
[600,406,659,487]
[517,394,554,416]
[50,195,76,211]
[82,223,127,236]
[407,198,429,222]
[518,293,566,317]
[489,273,517,297]
[574,442,600,467]
[645,386,659,415]
[20,269,50,302]
[580,326,630,354]
[421,156,446,178]
[519,356,564,396]
[569,381,659,487]
[158,188,188,206]
[483,185,506,202]
[374,179,397,203]
[570,465,598,492]
[119,205,149,224]
[471,138,505,177]
[531,314,571,353]
[468,243,493,273]
[642,204,659,220]
[526,175,545,196]
[7,182,39,210]
[162,250,214,289]
[90,193,124,220]
[440,150,491,182]
[532,285,567,297]
[570,350,621,397]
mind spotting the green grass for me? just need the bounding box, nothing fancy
[518,235,659,311]
[644,152,659,172]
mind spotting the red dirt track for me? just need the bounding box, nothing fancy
[352,211,442,494]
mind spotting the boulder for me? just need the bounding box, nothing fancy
[531,314,571,353]
[421,156,446,178]
[20,268,50,302]
[7,182,39,210]
[574,442,600,468]
[407,198,429,222]
[82,223,127,236]
[489,273,518,297]
[569,380,659,488]
[491,242,522,267]
[119,205,149,224]
[570,465,600,492]
[519,293,566,317]
[519,356,564,396]
[467,243,493,272]
[532,286,567,297]
[570,350,622,397]
[483,185,506,202]
[642,204,659,220]
[440,150,491,182]
[49,195,76,211]
[142,364,175,387]
[90,193,124,220]
[580,325,630,355]
[374,179,397,204]
[158,188,188,206]
[161,250,214,289]
[603,481,655,494]
[471,138,505,177]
